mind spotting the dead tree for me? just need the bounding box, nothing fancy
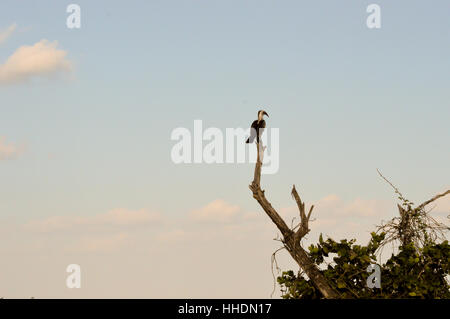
[377,170,450,249]
[249,143,340,299]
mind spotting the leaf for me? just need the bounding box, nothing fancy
[337,280,346,289]
[361,255,371,263]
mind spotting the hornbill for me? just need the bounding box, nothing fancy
[246,110,269,144]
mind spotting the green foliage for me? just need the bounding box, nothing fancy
[277,232,450,299]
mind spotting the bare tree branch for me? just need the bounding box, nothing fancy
[249,143,291,238]
[249,142,339,299]
[417,190,450,210]
[376,171,450,249]
[291,185,314,243]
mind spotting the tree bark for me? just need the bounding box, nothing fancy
[249,143,340,299]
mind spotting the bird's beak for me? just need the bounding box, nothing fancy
[263,111,269,117]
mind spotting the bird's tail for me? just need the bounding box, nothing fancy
[245,137,250,143]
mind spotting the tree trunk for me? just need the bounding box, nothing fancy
[249,143,339,299]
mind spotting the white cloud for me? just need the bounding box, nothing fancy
[98,208,162,225]
[313,194,391,217]
[0,23,16,44]
[70,232,130,253]
[0,39,72,84]
[25,208,161,232]
[189,199,241,222]
[0,136,22,160]
[155,229,191,243]
[6,194,423,298]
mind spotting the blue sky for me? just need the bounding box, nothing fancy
[0,1,449,298]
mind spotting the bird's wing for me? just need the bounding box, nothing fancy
[258,120,266,135]
[256,120,266,143]
[250,120,259,135]
[247,120,258,142]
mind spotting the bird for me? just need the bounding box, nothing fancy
[246,110,269,144]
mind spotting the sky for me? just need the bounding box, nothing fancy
[0,0,449,298]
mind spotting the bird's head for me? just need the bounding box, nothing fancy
[258,110,269,121]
